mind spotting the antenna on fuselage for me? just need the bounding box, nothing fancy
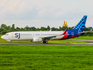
[50,28,52,31]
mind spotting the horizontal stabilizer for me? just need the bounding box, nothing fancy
[78,31,92,36]
[78,31,92,34]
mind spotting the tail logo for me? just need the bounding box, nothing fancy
[71,32,74,36]
[74,15,87,32]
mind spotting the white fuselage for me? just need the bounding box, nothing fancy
[1,31,64,42]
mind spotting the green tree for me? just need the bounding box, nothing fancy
[41,27,47,31]
[11,24,15,30]
[51,27,59,31]
[47,25,50,30]
[24,26,29,30]
[61,26,68,31]
[1,24,8,30]
[16,27,20,31]
[31,27,36,31]
[0,28,3,34]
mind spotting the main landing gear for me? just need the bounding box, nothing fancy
[43,40,48,44]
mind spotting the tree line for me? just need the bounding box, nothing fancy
[0,24,93,36]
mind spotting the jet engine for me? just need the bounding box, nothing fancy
[32,37,42,42]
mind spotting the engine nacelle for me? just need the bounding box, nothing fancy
[32,37,42,42]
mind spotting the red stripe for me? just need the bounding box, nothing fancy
[60,32,68,40]
[68,35,79,39]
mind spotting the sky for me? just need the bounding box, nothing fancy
[0,0,93,28]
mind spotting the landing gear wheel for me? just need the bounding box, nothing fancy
[43,40,48,44]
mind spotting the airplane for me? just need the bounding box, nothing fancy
[1,15,87,43]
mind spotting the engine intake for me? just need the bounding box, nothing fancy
[32,37,42,42]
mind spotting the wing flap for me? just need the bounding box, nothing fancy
[42,36,56,40]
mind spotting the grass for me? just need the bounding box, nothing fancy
[0,35,87,43]
[0,45,93,70]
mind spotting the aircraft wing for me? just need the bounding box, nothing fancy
[42,29,68,40]
[42,35,56,40]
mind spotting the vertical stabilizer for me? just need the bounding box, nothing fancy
[74,15,87,32]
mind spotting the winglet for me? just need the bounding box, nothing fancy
[62,29,68,35]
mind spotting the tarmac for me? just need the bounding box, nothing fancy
[0,39,93,45]
[0,43,93,45]
[67,39,93,43]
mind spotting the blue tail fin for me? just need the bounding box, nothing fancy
[74,15,87,32]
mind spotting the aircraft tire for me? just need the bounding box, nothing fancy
[43,40,48,44]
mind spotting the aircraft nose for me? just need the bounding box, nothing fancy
[1,36,4,39]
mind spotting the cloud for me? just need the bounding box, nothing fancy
[17,2,26,13]
[32,19,42,23]
[0,0,93,27]
[0,0,6,5]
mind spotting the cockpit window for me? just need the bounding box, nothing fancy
[5,34,8,35]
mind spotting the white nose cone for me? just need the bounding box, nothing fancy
[1,36,4,39]
[1,35,6,40]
